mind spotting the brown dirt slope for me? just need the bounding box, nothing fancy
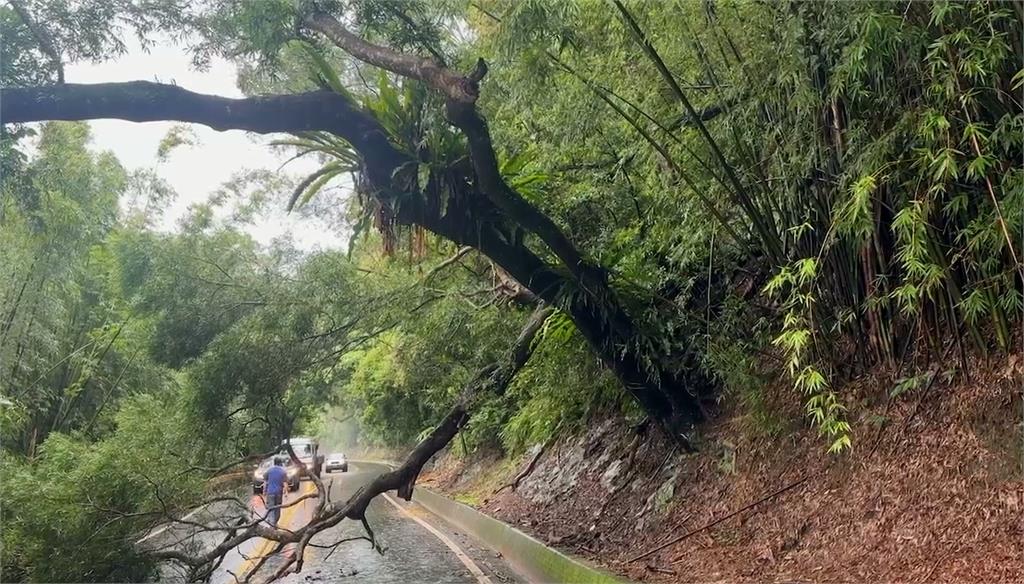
[423,358,1023,583]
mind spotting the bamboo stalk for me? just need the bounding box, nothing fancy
[551,54,748,248]
[609,0,783,260]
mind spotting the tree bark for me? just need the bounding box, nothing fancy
[0,82,408,181]
[444,101,603,285]
[303,11,472,103]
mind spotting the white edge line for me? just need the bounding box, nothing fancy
[134,502,210,546]
[382,493,493,584]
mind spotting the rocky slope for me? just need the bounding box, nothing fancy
[422,356,1023,582]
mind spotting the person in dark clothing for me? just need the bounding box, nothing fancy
[263,456,288,527]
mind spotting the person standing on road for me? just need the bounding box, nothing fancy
[263,456,288,527]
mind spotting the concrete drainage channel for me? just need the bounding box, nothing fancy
[355,461,627,584]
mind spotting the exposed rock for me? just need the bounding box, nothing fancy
[600,459,623,490]
[652,474,676,513]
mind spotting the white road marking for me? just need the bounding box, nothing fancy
[134,503,209,545]
[382,493,493,584]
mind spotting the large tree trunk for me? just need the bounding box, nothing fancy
[399,202,706,438]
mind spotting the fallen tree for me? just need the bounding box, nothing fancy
[2,5,710,443]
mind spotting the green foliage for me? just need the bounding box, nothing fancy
[1,393,205,582]
[533,309,576,348]
[155,124,198,162]
[890,371,934,400]
[765,260,852,452]
[331,254,525,450]
[499,147,552,206]
[0,123,365,580]
[338,332,423,446]
[0,1,196,86]
[1,122,140,451]
[703,295,784,437]
[481,0,1018,449]
[2,11,1021,583]
[305,0,1021,454]
[501,325,628,455]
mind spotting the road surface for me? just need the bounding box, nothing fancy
[201,463,522,584]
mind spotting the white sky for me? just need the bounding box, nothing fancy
[64,39,346,251]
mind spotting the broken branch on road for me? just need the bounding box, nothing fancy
[147,305,552,581]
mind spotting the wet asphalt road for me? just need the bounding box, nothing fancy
[217,463,521,584]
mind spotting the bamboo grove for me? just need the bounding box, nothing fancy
[261,0,1024,450]
[480,0,1024,450]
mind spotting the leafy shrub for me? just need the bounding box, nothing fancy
[1,393,207,582]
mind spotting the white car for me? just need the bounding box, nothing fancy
[252,456,300,493]
[324,453,348,473]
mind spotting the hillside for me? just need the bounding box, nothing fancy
[424,357,1023,582]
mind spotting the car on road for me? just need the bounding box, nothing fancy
[280,437,324,479]
[324,453,348,473]
[252,456,300,494]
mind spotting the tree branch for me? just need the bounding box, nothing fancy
[303,11,473,103]
[0,82,408,178]
[444,100,604,284]
[2,4,706,449]
[149,305,552,581]
[423,246,474,283]
[302,9,601,285]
